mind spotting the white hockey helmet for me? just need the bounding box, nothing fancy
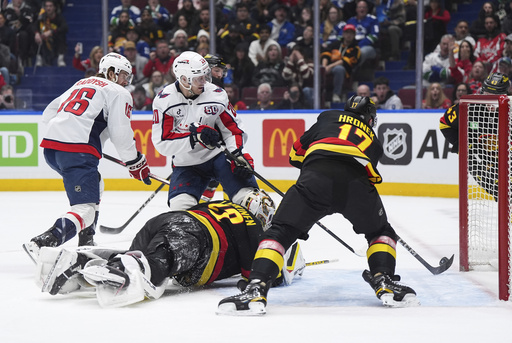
[99,52,133,85]
[242,189,276,231]
[173,51,210,89]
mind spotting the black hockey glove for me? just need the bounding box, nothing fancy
[189,122,220,150]
[230,149,254,179]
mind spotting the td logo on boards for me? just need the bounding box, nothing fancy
[0,123,38,166]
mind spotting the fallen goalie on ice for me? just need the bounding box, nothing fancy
[33,194,306,308]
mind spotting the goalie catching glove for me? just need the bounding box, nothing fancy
[189,122,220,150]
[126,152,151,185]
[230,149,254,178]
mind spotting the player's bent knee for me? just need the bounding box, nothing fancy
[169,194,198,211]
[69,203,97,229]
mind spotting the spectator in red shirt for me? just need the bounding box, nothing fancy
[424,0,451,54]
[132,85,152,111]
[142,39,174,82]
[72,45,104,75]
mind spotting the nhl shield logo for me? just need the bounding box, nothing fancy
[378,123,412,165]
[383,128,407,160]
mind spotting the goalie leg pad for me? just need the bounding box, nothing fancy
[282,241,306,286]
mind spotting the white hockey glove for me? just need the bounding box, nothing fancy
[126,152,151,185]
[189,122,220,150]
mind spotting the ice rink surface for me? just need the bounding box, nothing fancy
[2,190,512,342]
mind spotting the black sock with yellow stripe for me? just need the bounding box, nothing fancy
[249,239,285,285]
[367,235,397,276]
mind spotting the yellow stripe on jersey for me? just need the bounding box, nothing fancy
[305,142,370,161]
[367,243,397,259]
[289,147,305,164]
[187,211,220,286]
[254,248,285,271]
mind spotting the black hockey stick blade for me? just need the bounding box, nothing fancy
[397,236,454,275]
[99,174,171,234]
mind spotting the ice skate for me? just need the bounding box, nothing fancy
[217,279,268,316]
[362,270,420,307]
[78,227,95,246]
[23,228,60,263]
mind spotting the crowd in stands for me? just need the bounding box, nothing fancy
[4,0,512,110]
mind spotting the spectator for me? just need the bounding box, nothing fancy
[225,83,248,110]
[142,39,173,80]
[252,43,286,87]
[218,23,245,60]
[378,0,406,61]
[227,3,259,43]
[467,60,488,93]
[168,14,194,42]
[282,43,313,92]
[268,4,296,48]
[0,84,15,109]
[250,0,275,25]
[192,8,213,37]
[143,70,166,99]
[470,2,495,38]
[277,82,309,109]
[125,27,150,59]
[502,3,512,34]
[110,0,141,26]
[248,24,279,67]
[434,20,475,53]
[109,10,134,53]
[288,24,314,61]
[132,85,152,110]
[321,4,345,48]
[192,29,209,52]
[474,14,506,72]
[169,29,190,56]
[72,45,104,76]
[502,34,512,59]
[373,76,403,109]
[422,34,454,86]
[451,82,470,105]
[0,11,15,82]
[137,7,165,49]
[423,0,451,54]
[346,0,379,69]
[123,40,149,87]
[292,6,313,39]
[248,82,277,110]
[491,56,512,79]
[447,39,475,85]
[145,0,171,31]
[422,82,452,109]
[229,42,255,91]
[357,83,371,97]
[4,0,37,67]
[34,0,68,67]
[171,0,198,31]
[321,23,360,103]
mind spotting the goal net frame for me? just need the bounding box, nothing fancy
[459,94,511,301]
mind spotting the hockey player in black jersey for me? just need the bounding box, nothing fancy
[36,192,305,307]
[440,72,510,199]
[217,95,419,315]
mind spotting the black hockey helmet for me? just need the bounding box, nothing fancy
[344,95,377,127]
[481,72,510,94]
[204,54,227,72]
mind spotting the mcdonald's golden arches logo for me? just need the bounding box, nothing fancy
[263,119,305,167]
[131,120,167,167]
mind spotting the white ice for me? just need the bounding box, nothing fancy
[1,190,511,342]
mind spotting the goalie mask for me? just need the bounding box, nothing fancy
[345,95,377,127]
[99,52,133,85]
[481,72,510,94]
[242,189,275,231]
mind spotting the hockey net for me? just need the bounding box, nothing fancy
[459,95,512,300]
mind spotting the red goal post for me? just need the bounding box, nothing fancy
[459,94,511,301]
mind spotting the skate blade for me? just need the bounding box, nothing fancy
[381,293,420,308]
[216,301,266,316]
[22,242,40,265]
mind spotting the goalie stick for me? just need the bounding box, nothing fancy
[99,173,172,234]
[222,147,454,275]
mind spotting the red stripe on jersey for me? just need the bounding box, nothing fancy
[191,209,229,284]
[292,138,306,157]
[161,114,190,141]
[219,111,244,148]
[40,139,101,159]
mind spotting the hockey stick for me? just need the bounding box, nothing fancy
[305,258,339,267]
[99,173,172,234]
[397,235,454,275]
[102,153,170,185]
[223,147,454,274]
[221,147,366,258]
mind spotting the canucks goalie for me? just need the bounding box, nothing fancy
[35,193,305,308]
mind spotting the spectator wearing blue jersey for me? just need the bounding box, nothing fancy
[321,4,345,48]
[145,0,171,31]
[110,0,141,26]
[268,4,296,48]
[346,0,379,68]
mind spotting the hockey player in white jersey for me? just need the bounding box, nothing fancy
[23,52,152,262]
[152,51,259,210]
